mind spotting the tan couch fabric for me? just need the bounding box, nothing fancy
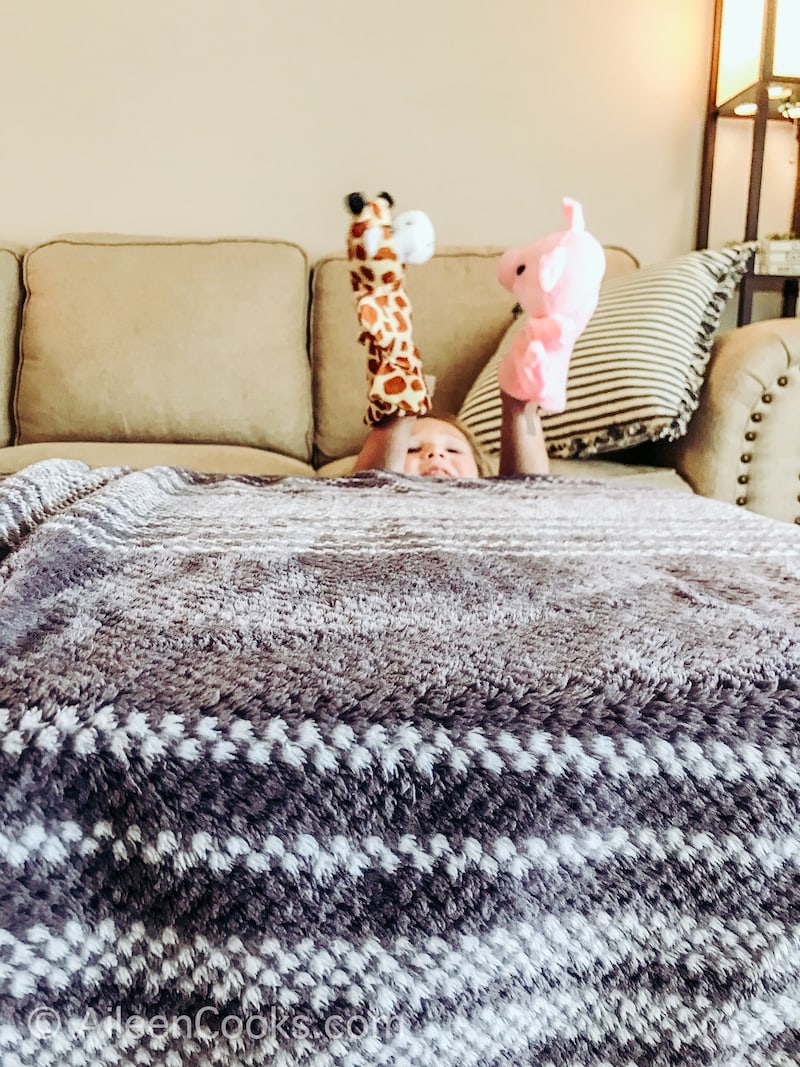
[666,317,800,523]
[15,237,313,461]
[0,246,22,447]
[311,245,640,465]
[0,442,315,477]
[1,230,798,520]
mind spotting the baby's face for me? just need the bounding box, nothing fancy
[404,418,479,478]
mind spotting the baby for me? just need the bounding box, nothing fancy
[354,394,549,478]
[345,191,551,479]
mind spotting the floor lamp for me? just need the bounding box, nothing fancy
[696,0,800,324]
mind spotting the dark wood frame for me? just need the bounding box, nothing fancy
[696,0,799,325]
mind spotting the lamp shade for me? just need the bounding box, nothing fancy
[716,0,800,111]
[774,0,800,78]
[717,0,764,104]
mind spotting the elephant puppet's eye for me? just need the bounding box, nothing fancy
[516,264,526,276]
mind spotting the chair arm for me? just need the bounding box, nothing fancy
[664,318,800,524]
[0,245,23,447]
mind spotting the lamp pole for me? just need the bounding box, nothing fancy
[696,0,723,251]
[783,120,800,318]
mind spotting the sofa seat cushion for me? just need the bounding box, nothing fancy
[0,443,315,477]
[549,457,693,492]
[15,236,313,462]
[315,452,692,492]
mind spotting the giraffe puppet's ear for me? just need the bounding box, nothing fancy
[346,192,366,216]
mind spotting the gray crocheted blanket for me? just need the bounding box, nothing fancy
[1,460,799,1067]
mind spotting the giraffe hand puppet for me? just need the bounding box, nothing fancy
[496,198,606,414]
[345,192,435,426]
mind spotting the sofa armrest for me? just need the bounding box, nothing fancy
[664,318,800,524]
[0,245,23,447]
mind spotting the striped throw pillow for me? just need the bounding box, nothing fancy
[458,245,755,459]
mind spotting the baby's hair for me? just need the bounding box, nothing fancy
[417,413,495,477]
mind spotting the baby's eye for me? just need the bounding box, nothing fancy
[447,447,464,454]
[407,446,421,454]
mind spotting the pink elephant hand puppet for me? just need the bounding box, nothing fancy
[496,198,606,413]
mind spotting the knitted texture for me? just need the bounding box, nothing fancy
[1,460,800,1066]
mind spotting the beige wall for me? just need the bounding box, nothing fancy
[0,0,716,265]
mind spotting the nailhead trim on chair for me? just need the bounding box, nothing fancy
[734,365,799,522]
[736,409,759,503]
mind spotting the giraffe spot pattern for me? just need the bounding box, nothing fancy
[347,196,431,425]
[382,376,407,396]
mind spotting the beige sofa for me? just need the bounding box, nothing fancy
[0,234,798,522]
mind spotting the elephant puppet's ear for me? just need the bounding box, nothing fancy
[539,246,567,293]
[346,192,366,215]
[561,197,585,230]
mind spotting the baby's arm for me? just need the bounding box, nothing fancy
[353,414,417,473]
[498,392,550,475]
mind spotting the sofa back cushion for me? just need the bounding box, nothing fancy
[15,236,312,461]
[0,246,22,447]
[310,245,639,464]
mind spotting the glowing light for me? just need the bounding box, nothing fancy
[717,0,764,105]
[774,0,800,77]
[716,1,800,106]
